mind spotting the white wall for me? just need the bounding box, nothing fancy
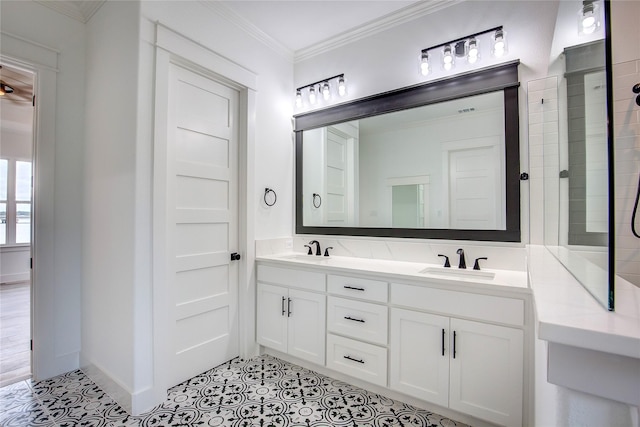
[82,0,141,410]
[0,0,85,379]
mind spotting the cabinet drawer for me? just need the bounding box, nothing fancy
[326,334,387,387]
[328,275,388,303]
[258,264,325,292]
[327,297,388,345]
[391,283,524,326]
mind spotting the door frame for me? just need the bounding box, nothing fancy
[152,23,257,402]
[1,35,78,381]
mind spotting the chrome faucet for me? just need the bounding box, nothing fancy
[308,240,321,256]
[456,248,466,269]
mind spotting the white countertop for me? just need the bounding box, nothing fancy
[256,252,529,294]
[527,245,640,359]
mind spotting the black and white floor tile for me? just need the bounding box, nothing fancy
[0,355,470,426]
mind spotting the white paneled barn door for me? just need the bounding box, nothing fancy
[165,63,240,387]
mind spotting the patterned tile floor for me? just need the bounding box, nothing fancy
[0,355,469,426]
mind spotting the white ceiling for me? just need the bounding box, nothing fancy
[34,0,460,59]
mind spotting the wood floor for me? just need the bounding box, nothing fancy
[0,281,31,388]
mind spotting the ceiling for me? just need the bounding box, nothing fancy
[33,0,459,58]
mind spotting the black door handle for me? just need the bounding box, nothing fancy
[287,298,292,317]
[442,328,445,356]
[453,331,457,359]
[281,296,286,316]
[230,252,241,261]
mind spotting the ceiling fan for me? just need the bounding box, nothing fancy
[0,65,34,105]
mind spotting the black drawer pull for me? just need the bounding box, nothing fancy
[343,355,364,364]
[287,298,292,317]
[281,296,286,316]
[344,316,365,323]
[343,285,365,291]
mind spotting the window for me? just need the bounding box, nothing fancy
[0,159,32,245]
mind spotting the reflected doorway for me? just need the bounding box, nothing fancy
[0,64,34,388]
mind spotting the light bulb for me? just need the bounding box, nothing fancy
[442,45,454,71]
[295,90,302,108]
[420,52,430,76]
[322,82,330,100]
[492,29,507,57]
[579,1,599,34]
[338,76,346,97]
[467,38,479,63]
[309,86,316,104]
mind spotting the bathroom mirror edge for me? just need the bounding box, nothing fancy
[294,61,522,242]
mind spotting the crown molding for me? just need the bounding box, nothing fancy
[200,1,294,63]
[294,0,463,63]
[34,1,105,23]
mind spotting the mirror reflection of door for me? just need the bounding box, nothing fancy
[392,184,425,228]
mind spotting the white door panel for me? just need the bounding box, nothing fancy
[167,63,239,387]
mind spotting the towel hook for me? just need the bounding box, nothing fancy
[312,193,322,208]
[264,188,277,207]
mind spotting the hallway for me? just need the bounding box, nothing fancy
[0,281,30,388]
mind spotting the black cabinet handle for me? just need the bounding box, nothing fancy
[343,355,364,364]
[343,285,365,291]
[230,252,241,261]
[453,331,457,359]
[281,296,286,316]
[344,316,365,323]
[442,328,445,356]
[287,298,292,317]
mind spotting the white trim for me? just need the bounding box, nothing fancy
[33,1,105,24]
[0,32,59,72]
[294,0,463,62]
[0,272,30,283]
[155,23,258,91]
[1,38,75,381]
[152,22,257,411]
[198,0,293,63]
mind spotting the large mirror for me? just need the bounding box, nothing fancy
[295,62,521,242]
[543,0,614,310]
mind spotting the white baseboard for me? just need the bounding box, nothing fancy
[80,358,165,416]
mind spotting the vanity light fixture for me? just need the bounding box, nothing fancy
[420,26,505,75]
[294,73,346,108]
[579,0,600,34]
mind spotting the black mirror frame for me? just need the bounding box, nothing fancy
[294,61,521,242]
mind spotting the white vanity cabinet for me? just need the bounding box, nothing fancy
[256,265,326,366]
[390,283,524,427]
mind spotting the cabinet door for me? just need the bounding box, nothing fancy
[449,318,523,427]
[389,308,450,408]
[287,289,326,365]
[256,283,288,353]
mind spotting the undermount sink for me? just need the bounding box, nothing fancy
[419,266,496,280]
[280,254,331,262]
